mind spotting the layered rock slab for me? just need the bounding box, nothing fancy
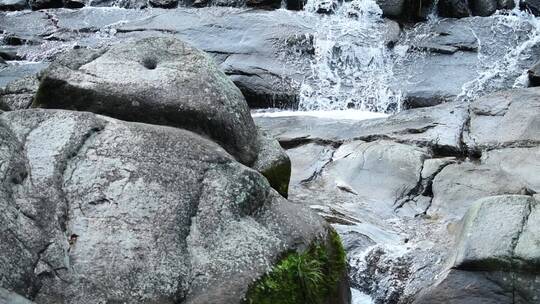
[465,87,540,151]
[0,109,328,303]
[255,101,468,153]
[415,195,540,303]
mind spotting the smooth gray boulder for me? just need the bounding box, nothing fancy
[429,146,539,220]
[429,162,527,219]
[34,37,259,167]
[464,87,540,151]
[0,109,330,303]
[286,142,335,184]
[482,147,540,193]
[251,130,291,197]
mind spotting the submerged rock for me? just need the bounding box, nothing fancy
[320,140,428,212]
[256,101,468,153]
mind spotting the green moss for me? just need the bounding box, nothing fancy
[245,229,347,304]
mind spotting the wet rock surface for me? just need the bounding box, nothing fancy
[256,86,540,303]
[2,8,539,110]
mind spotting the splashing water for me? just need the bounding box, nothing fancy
[298,0,402,113]
[457,8,540,101]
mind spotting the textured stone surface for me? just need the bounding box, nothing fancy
[256,102,468,153]
[34,37,259,166]
[251,130,291,197]
[0,109,327,303]
[452,195,536,271]
[465,87,540,151]
[0,288,35,304]
[320,140,429,213]
[0,75,39,111]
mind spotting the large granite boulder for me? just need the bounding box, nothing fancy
[429,161,528,219]
[0,109,344,303]
[34,37,259,166]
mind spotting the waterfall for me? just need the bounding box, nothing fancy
[456,9,540,101]
[297,0,402,113]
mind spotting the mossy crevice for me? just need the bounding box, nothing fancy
[259,159,291,198]
[244,229,347,304]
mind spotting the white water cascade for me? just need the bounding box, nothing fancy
[457,7,540,101]
[297,0,402,112]
[296,0,540,113]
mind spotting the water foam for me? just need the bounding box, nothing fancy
[297,0,402,113]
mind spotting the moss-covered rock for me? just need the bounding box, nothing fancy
[244,229,349,304]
